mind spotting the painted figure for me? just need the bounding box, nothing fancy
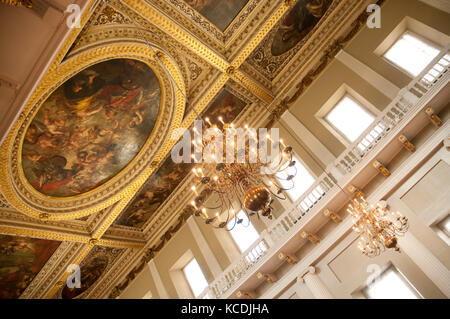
[185,0,249,31]
[22,59,161,197]
[0,236,60,299]
[271,0,331,56]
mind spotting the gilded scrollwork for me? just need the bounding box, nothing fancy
[94,5,132,25]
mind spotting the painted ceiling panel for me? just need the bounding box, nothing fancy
[0,235,60,299]
[184,0,250,31]
[247,0,333,80]
[56,246,124,299]
[22,59,161,197]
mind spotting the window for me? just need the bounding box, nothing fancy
[437,215,450,237]
[435,215,450,245]
[384,31,440,77]
[277,154,316,201]
[325,95,375,143]
[228,210,260,252]
[363,266,421,299]
[182,258,208,298]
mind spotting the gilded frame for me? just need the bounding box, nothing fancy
[0,42,186,220]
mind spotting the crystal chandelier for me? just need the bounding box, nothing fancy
[186,117,297,230]
[347,190,409,257]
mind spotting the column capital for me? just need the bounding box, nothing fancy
[296,266,335,298]
[297,266,316,283]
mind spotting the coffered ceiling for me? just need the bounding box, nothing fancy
[0,0,377,298]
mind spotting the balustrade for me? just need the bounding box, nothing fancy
[206,48,450,299]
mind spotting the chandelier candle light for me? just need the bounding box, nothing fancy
[185,117,298,231]
[347,190,409,257]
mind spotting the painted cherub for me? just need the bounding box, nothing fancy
[43,108,66,135]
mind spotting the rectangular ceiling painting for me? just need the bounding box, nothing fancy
[185,0,249,31]
[0,235,60,299]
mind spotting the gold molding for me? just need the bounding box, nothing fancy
[44,243,93,298]
[0,226,90,243]
[230,0,293,68]
[0,43,185,220]
[122,0,275,104]
[0,218,145,249]
[122,0,230,72]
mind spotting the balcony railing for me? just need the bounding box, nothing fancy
[206,48,450,299]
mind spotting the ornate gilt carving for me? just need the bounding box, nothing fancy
[425,107,443,127]
[301,231,320,244]
[373,160,391,177]
[398,135,416,153]
[0,43,184,220]
[1,0,32,8]
[323,208,341,223]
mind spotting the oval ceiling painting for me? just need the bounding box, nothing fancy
[271,0,332,56]
[22,59,161,197]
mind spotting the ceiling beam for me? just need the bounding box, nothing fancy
[38,0,296,298]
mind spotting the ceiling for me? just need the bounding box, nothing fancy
[0,0,376,298]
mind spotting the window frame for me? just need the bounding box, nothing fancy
[276,151,317,203]
[182,257,209,298]
[373,17,449,79]
[382,30,442,78]
[434,214,450,246]
[169,250,209,299]
[227,210,260,253]
[316,84,379,147]
[437,215,450,238]
[362,265,422,299]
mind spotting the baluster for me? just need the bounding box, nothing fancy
[253,245,261,259]
[297,205,306,218]
[294,207,303,220]
[343,155,353,170]
[383,112,397,127]
[318,182,328,194]
[272,224,282,241]
[418,77,432,88]
[261,239,268,252]
[349,150,361,164]
[285,212,295,227]
[250,250,257,263]
[312,188,322,201]
[335,162,347,176]
[303,197,313,210]
[355,142,366,155]
[287,210,297,224]
[323,177,334,189]
[281,218,290,232]
[300,200,309,213]
[340,159,351,172]
[308,192,318,206]
[369,129,380,143]
[262,229,274,247]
